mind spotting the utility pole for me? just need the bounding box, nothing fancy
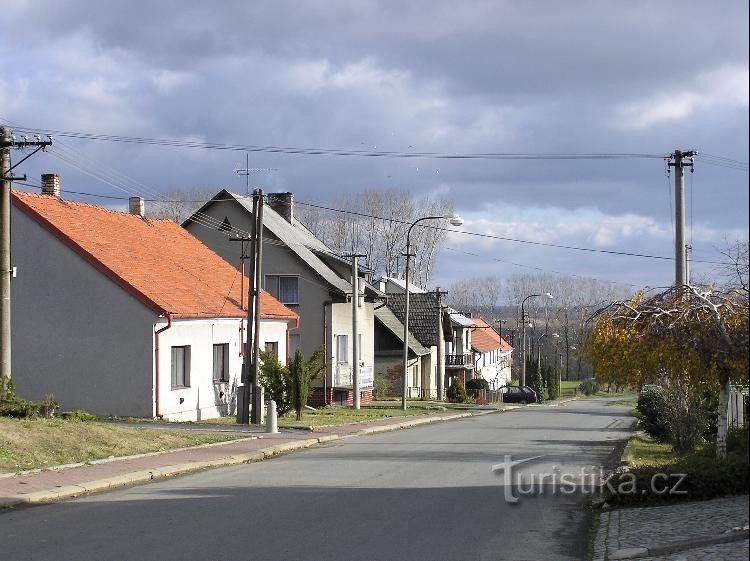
[236,194,258,425]
[251,189,264,424]
[346,253,366,409]
[435,287,447,400]
[1,127,52,380]
[668,149,695,287]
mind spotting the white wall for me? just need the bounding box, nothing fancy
[156,317,290,422]
[328,300,375,387]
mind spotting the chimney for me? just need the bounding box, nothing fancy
[41,174,60,197]
[128,196,145,217]
[266,192,294,223]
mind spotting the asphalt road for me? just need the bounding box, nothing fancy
[0,399,634,561]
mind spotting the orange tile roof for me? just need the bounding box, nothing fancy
[12,190,298,321]
[471,317,513,353]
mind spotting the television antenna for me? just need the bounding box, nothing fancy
[234,153,278,194]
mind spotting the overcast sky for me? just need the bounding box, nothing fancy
[2,0,747,291]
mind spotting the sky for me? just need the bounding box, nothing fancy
[1,0,748,292]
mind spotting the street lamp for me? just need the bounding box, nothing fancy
[402,213,464,410]
[520,292,552,387]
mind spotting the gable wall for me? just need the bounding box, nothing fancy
[10,205,156,417]
[185,199,332,362]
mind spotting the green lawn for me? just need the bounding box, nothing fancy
[0,418,240,473]
[278,401,475,428]
[625,435,679,467]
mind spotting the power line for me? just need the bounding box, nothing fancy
[12,181,734,266]
[10,124,668,161]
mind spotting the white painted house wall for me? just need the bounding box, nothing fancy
[328,300,375,388]
[155,318,290,422]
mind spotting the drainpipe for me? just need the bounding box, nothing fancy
[323,301,330,405]
[154,313,173,419]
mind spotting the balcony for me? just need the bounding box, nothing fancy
[445,354,473,368]
[333,363,374,388]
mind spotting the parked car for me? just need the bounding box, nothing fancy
[499,385,537,404]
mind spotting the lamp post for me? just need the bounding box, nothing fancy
[402,213,463,411]
[552,332,560,399]
[520,292,552,387]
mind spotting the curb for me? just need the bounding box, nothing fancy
[608,528,750,560]
[1,401,577,508]
[0,412,478,508]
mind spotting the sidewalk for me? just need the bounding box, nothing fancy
[0,410,479,508]
[591,495,749,560]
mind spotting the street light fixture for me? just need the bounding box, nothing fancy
[402,213,463,411]
[520,292,552,387]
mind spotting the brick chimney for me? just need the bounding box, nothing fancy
[128,196,145,217]
[266,192,294,223]
[41,174,60,197]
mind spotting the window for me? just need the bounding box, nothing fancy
[171,346,191,388]
[265,341,279,360]
[336,334,348,363]
[264,275,299,305]
[213,343,229,383]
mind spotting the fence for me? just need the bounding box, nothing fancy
[728,388,748,429]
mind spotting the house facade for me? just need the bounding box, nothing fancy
[184,190,380,405]
[471,317,513,389]
[10,181,297,421]
[445,307,475,384]
[373,305,431,397]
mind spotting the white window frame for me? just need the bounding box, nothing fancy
[171,345,191,389]
[336,334,349,364]
[213,343,229,383]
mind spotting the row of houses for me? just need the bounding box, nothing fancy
[9,176,512,421]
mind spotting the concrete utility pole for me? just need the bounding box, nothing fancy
[251,189,265,424]
[237,194,259,425]
[346,253,366,409]
[669,149,695,287]
[435,287,447,401]
[1,127,52,380]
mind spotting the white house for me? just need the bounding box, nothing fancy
[10,179,298,421]
[471,317,513,389]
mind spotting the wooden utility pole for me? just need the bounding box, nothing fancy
[1,127,52,380]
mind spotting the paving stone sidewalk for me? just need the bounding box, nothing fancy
[0,411,479,508]
[591,495,750,561]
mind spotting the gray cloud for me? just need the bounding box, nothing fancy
[2,0,747,288]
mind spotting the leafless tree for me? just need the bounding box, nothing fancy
[296,188,454,287]
[146,188,216,223]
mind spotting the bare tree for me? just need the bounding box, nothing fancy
[147,188,217,224]
[295,188,454,286]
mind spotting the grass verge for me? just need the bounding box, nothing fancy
[604,428,749,506]
[278,401,476,428]
[0,418,240,473]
